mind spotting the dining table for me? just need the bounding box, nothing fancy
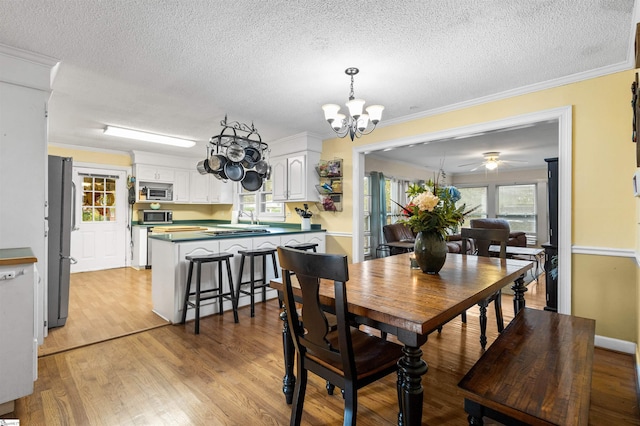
[269,251,533,426]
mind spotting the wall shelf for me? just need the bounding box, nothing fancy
[315,159,343,211]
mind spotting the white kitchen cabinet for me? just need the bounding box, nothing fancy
[189,171,211,203]
[136,164,175,183]
[305,232,326,253]
[189,171,234,204]
[0,249,37,415]
[272,152,320,201]
[209,175,233,204]
[173,170,190,202]
[131,226,148,270]
[280,232,326,253]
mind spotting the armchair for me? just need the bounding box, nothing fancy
[382,223,416,255]
[470,218,527,247]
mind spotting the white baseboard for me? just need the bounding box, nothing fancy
[594,335,636,354]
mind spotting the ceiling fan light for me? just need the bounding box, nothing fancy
[366,104,384,123]
[346,98,365,119]
[356,114,370,131]
[485,160,498,170]
[322,104,341,122]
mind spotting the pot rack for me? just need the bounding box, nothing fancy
[197,116,271,192]
[208,115,269,159]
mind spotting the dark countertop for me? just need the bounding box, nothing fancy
[147,224,325,243]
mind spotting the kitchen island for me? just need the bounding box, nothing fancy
[149,225,325,323]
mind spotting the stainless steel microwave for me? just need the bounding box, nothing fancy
[145,186,173,201]
[138,210,173,224]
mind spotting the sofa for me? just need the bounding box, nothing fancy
[469,218,527,247]
[381,223,475,255]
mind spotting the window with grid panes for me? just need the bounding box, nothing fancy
[81,176,117,222]
[238,176,284,220]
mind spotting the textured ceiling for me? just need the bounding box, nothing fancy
[0,0,637,164]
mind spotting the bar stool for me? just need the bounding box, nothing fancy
[236,247,279,317]
[284,242,318,252]
[181,252,238,334]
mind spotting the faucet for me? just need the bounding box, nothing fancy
[238,210,255,225]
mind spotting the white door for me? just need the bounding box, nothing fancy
[71,167,128,272]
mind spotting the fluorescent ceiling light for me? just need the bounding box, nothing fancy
[104,126,196,148]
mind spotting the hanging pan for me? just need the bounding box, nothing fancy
[224,161,245,182]
[242,146,262,168]
[226,142,245,162]
[207,154,227,172]
[241,170,263,191]
[254,159,269,175]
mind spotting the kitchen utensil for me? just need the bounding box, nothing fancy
[226,143,245,162]
[255,159,269,175]
[207,154,227,172]
[242,146,262,168]
[196,159,209,175]
[241,170,263,191]
[224,161,245,181]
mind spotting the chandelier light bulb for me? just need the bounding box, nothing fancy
[322,104,341,122]
[332,113,346,130]
[346,98,365,119]
[366,105,384,124]
[357,114,370,132]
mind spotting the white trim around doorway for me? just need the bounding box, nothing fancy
[352,105,573,315]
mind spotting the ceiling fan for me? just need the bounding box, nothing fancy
[458,152,527,172]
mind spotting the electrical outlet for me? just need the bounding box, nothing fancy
[0,271,16,280]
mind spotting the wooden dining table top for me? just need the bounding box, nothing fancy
[270,252,533,337]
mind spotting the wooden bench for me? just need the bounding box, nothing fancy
[458,308,595,425]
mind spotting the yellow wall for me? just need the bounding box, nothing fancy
[48,145,131,167]
[320,70,638,342]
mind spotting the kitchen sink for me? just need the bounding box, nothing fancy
[217,224,270,230]
[203,227,270,236]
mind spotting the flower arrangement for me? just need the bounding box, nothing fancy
[398,177,476,240]
[295,203,313,219]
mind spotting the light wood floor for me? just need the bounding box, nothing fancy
[39,268,169,357]
[3,268,639,425]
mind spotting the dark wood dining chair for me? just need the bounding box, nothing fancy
[277,246,403,426]
[460,227,510,349]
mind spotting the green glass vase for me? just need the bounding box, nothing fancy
[413,231,447,274]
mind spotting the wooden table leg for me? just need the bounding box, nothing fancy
[511,273,527,315]
[279,306,295,404]
[396,340,428,426]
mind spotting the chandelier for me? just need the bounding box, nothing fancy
[321,67,384,141]
[196,116,270,192]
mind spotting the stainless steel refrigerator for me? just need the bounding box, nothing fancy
[47,155,74,328]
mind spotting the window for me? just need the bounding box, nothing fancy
[238,177,284,221]
[497,184,537,233]
[457,186,487,228]
[363,175,371,257]
[363,175,411,258]
[81,176,117,222]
